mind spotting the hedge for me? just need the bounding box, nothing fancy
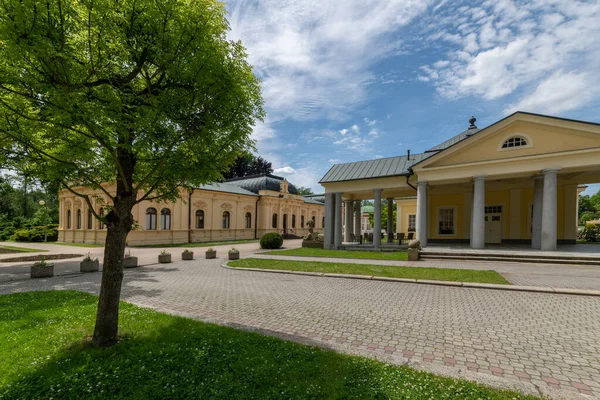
[12,224,59,242]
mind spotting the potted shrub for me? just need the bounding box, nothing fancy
[158,250,171,264]
[228,247,240,260]
[181,249,194,260]
[80,253,99,272]
[205,248,217,259]
[31,256,54,278]
[123,250,139,268]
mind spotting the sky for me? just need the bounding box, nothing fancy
[225,0,600,195]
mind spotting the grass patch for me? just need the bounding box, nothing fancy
[131,239,260,248]
[230,258,510,284]
[51,242,105,248]
[0,245,47,253]
[0,291,533,399]
[263,247,409,261]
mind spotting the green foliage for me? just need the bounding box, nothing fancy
[11,224,58,242]
[296,186,314,195]
[0,0,264,205]
[578,190,600,225]
[0,291,535,399]
[368,201,396,232]
[578,224,600,242]
[260,232,283,249]
[222,152,273,180]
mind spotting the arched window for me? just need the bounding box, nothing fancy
[87,209,93,229]
[160,208,171,230]
[76,209,82,229]
[502,136,528,149]
[195,210,204,229]
[67,209,71,229]
[222,211,230,229]
[146,207,157,230]
[292,214,296,228]
[272,213,278,228]
[301,215,305,228]
[245,212,252,229]
[99,208,105,229]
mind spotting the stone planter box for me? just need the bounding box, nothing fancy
[158,254,171,264]
[123,256,138,268]
[205,250,217,259]
[80,259,99,273]
[407,248,420,261]
[182,251,194,261]
[228,251,240,260]
[31,264,54,278]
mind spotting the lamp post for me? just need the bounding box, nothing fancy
[38,200,47,242]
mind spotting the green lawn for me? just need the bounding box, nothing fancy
[0,291,533,399]
[264,247,409,260]
[0,245,47,253]
[230,258,510,284]
[131,238,260,248]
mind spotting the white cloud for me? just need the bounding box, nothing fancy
[351,124,360,133]
[227,0,433,123]
[368,128,379,137]
[505,71,594,114]
[364,117,377,126]
[339,128,348,136]
[273,166,296,174]
[417,0,600,113]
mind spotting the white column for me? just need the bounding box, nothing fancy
[344,200,354,242]
[541,168,559,251]
[532,177,543,250]
[354,201,361,242]
[471,176,486,249]
[416,182,428,246]
[324,193,334,249]
[334,192,343,248]
[386,198,394,243]
[373,189,382,247]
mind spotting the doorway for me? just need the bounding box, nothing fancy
[283,214,288,234]
[485,205,502,244]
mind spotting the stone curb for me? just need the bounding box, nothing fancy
[222,263,600,297]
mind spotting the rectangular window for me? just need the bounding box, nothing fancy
[407,214,416,232]
[438,208,455,235]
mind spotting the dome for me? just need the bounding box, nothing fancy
[225,174,298,194]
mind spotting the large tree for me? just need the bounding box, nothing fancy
[222,151,273,179]
[0,0,263,346]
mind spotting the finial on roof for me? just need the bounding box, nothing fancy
[468,115,477,129]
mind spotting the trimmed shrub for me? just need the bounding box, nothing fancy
[260,232,283,249]
[12,224,58,242]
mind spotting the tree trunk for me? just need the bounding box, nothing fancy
[92,196,135,347]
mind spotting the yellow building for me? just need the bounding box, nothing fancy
[319,112,599,251]
[58,174,324,245]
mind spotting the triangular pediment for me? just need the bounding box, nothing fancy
[415,112,600,170]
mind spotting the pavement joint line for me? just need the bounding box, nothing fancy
[222,263,600,297]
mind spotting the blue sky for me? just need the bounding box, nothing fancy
[225,0,600,195]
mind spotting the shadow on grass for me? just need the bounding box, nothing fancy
[0,291,536,400]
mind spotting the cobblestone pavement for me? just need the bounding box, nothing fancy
[252,253,600,290]
[1,259,599,398]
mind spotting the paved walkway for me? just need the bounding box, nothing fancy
[1,257,599,398]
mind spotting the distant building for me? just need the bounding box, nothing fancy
[58,174,324,245]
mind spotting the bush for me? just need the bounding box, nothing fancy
[12,224,58,242]
[260,232,283,249]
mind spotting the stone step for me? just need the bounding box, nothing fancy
[420,254,600,266]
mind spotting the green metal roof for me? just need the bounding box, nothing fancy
[196,183,257,196]
[361,205,374,213]
[225,174,298,194]
[319,152,431,183]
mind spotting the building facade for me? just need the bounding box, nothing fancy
[320,112,600,251]
[58,174,324,245]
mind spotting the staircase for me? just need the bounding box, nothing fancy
[420,249,600,266]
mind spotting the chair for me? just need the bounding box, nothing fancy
[397,232,405,244]
[407,232,415,241]
[368,232,374,243]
